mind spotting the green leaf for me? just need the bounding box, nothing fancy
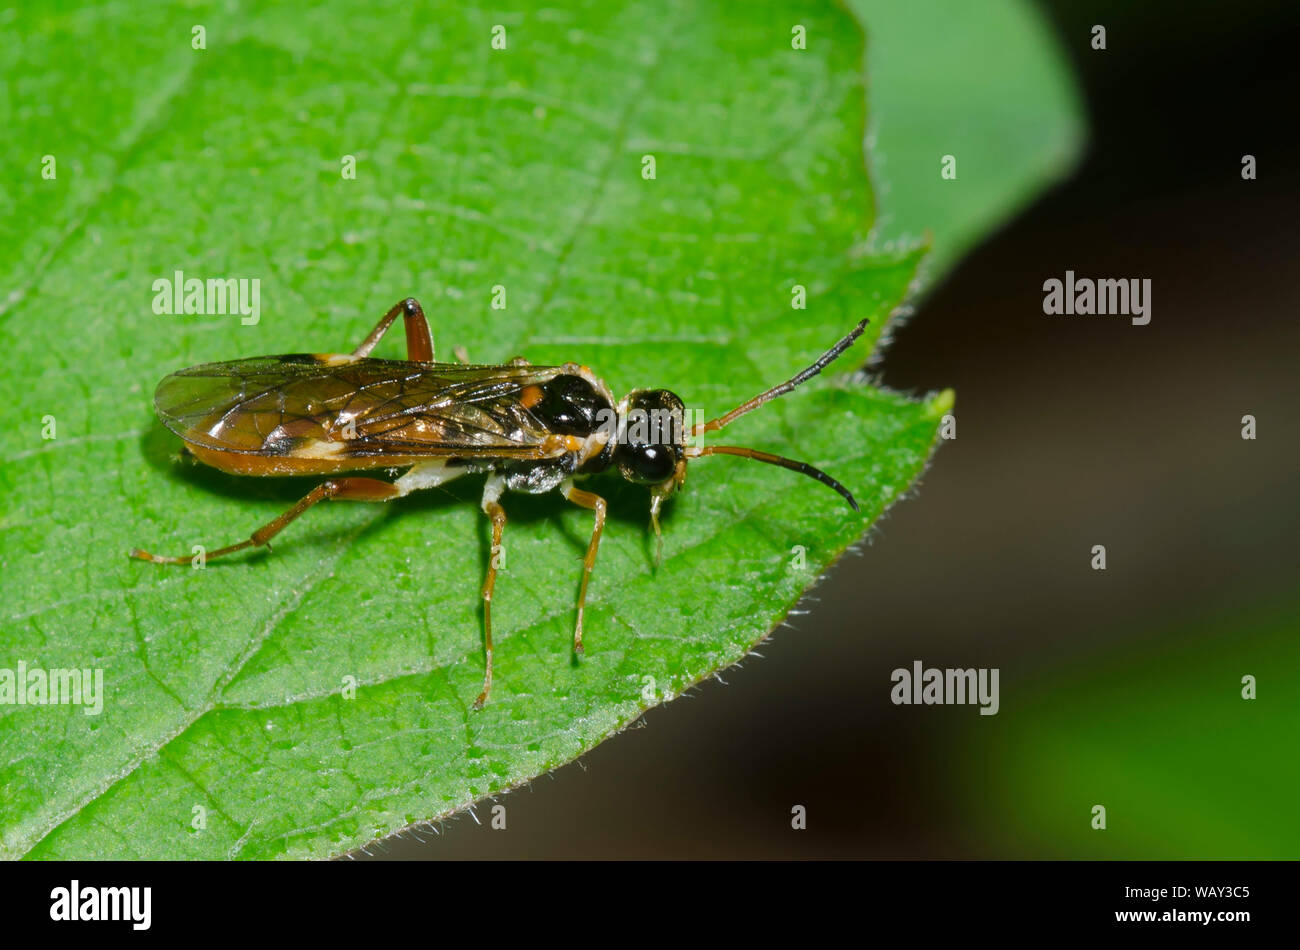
[851,0,1086,283]
[1,0,1074,859]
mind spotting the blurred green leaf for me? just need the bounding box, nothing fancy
[852,0,1085,283]
[1,0,1075,859]
[946,602,1300,858]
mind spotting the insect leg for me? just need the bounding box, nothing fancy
[475,475,508,709]
[562,480,607,656]
[130,477,402,564]
[351,297,434,362]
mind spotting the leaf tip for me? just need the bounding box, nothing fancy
[926,388,956,419]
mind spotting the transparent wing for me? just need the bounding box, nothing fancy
[154,355,565,459]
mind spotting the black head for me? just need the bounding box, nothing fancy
[615,389,686,486]
[609,321,873,565]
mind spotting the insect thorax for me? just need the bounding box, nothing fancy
[511,371,617,493]
[502,456,579,494]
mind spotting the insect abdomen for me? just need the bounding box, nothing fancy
[185,441,429,476]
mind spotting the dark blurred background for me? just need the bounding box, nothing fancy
[366,0,1300,858]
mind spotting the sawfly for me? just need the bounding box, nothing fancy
[132,298,866,707]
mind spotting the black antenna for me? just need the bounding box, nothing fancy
[685,444,859,511]
[692,318,870,435]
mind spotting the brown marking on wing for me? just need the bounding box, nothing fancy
[155,356,576,465]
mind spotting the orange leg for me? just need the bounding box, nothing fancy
[475,477,507,709]
[130,477,401,564]
[563,481,607,656]
[351,297,434,362]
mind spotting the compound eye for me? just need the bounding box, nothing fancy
[630,443,675,483]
